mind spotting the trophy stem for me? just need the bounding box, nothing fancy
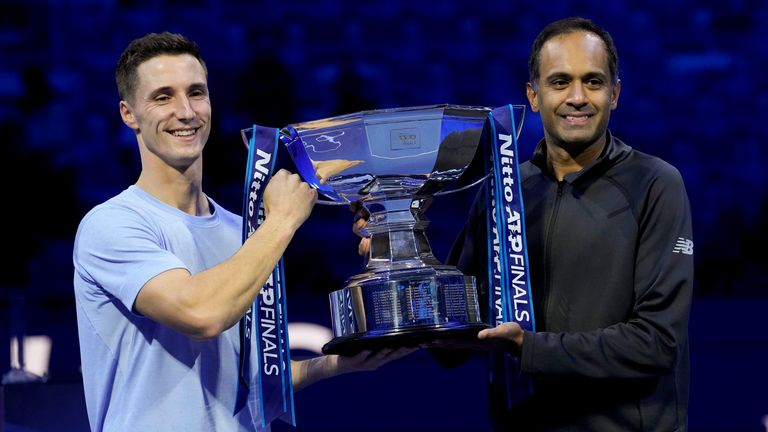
[363,194,442,271]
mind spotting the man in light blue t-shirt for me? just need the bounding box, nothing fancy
[73,32,411,432]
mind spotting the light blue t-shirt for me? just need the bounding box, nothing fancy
[73,185,266,432]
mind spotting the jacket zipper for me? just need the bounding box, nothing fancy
[541,180,564,331]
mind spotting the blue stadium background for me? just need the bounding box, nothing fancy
[1,0,766,431]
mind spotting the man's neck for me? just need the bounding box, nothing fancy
[135,169,210,216]
[545,135,607,181]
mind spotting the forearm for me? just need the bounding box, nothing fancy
[528,281,693,380]
[523,277,691,380]
[521,317,684,379]
[291,348,413,391]
[291,357,337,392]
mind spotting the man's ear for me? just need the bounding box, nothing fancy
[119,100,139,130]
[610,79,621,111]
[526,82,539,113]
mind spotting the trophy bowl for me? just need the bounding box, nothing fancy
[277,104,496,355]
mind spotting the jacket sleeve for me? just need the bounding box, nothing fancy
[521,166,694,379]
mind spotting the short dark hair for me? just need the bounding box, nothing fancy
[115,32,207,103]
[528,17,619,89]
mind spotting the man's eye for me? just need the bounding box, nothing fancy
[586,79,604,88]
[155,95,171,102]
[550,80,568,89]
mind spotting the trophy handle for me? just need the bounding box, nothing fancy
[511,104,526,141]
[241,127,350,206]
[313,197,350,206]
[433,172,491,197]
[433,104,525,198]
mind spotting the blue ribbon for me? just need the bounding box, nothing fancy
[485,105,536,407]
[235,125,296,428]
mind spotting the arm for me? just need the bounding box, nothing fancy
[135,170,317,339]
[291,348,416,392]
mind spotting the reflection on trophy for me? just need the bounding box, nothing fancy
[276,104,509,355]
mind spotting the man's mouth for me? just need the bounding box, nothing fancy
[170,128,198,137]
[563,114,590,125]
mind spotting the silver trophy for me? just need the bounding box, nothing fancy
[258,104,524,354]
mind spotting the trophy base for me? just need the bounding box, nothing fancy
[321,323,490,355]
[324,268,486,356]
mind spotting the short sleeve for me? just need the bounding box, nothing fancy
[73,205,187,312]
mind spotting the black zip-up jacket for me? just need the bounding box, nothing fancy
[447,132,694,431]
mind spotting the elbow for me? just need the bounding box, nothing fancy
[652,346,677,373]
[643,331,679,374]
[659,340,679,372]
[188,326,223,341]
[628,317,683,375]
[179,309,228,340]
[135,276,232,340]
[173,290,234,340]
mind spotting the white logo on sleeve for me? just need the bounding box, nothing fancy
[672,237,694,255]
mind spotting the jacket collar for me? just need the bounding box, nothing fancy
[530,130,631,183]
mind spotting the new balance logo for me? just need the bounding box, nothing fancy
[672,237,694,255]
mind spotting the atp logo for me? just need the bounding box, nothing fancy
[672,237,694,255]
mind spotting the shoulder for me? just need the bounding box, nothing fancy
[520,159,539,181]
[608,141,687,195]
[626,148,682,180]
[76,191,156,239]
[605,143,691,223]
[74,190,165,263]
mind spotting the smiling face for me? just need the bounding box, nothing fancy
[526,31,620,155]
[119,54,211,174]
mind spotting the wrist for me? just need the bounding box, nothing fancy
[310,355,338,382]
[323,355,344,379]
[260,216,299,242]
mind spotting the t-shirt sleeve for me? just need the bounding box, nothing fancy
[73,205,187,313]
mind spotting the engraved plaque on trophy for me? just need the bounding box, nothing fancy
[245,104,524,355]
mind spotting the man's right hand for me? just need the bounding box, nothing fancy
[424,323,524,354]
[263,169,317,230]
[350,201,370,256]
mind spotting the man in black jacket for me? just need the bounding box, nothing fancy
[442,17,694,431]
[354,16,693,431]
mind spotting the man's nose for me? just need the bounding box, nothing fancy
[174,96,195,120]
[565,82,588,107]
